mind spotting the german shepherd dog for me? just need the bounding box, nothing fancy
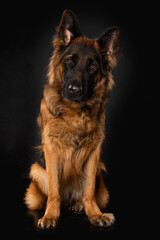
[24,9,120,228]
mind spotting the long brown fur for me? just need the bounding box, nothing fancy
[24,9,120,228]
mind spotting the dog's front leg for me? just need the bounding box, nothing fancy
[38,144,60,229]
[83,145,115,227]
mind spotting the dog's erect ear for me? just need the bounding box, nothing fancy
[57,9,81,46]
[97,27,120,70]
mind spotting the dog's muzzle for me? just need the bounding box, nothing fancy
[62,81,86,103]
[68,84,82,95]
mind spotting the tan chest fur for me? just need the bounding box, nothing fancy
[40,98,105,181]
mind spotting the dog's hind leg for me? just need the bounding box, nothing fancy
[24,181,46,210]
[95,175,110,210]
[24,162,48,210]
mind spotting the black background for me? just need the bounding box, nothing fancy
[0,1,147,238]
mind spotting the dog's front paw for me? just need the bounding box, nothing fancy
[37,215,58,229]
[89,213,115,227]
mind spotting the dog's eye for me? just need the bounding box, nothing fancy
[66,58,73,64]
[90,64,96,70]
[88,63,97,72]
[66,57,75,68]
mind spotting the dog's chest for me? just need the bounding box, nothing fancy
[63,112,97,147]
[47,111,99,148]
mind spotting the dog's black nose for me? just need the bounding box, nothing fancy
[68,84,82,95]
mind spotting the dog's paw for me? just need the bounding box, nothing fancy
[71,201,84,214]
[37,215,58,229]
[89,213,115,227]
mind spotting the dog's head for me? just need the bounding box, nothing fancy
[49,10,120,103]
